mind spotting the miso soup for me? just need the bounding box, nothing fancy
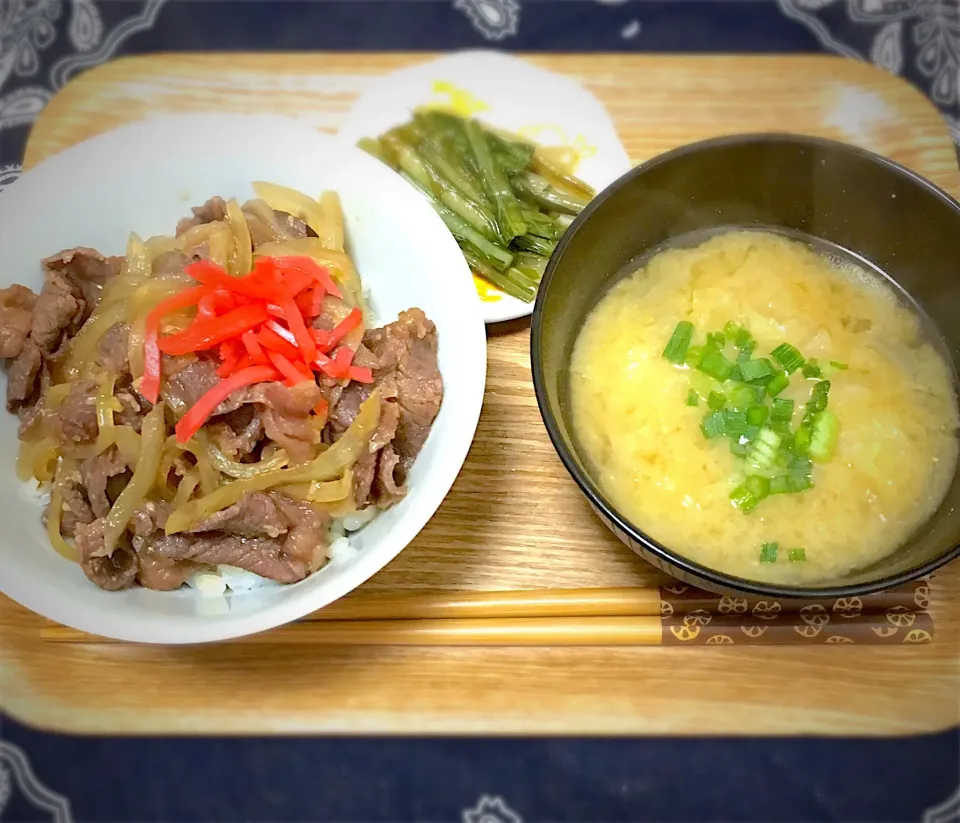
[569,230,959,584]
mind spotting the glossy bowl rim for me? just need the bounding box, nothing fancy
[530,131,960,599]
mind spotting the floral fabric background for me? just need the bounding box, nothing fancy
[1,0,959,194]
[1,1,959,821]
[778,0,960,143]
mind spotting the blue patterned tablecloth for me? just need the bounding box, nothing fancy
[1,1,960,821]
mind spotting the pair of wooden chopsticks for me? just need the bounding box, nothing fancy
[40,585,932,646]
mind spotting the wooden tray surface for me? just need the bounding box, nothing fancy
[1,53,958,736]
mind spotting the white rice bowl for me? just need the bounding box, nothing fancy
[0,114,486,644]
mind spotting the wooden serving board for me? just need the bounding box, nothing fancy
[2,53,959,736]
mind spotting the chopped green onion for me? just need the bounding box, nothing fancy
[728,384,764,410]
[730,487,752,514]
[685,345,705,368]
[730,476,770,513]
[686,389,700,407]
[734,328,753,349]
[707,391,727,411]
[788,548,807,562]
[730,440,747,457]
[770,472,813,495]
[728,364,743,383]
[774,450,795,470]
[663,321,694,365]
[738,358,775,382]
[746,475,771,498]
[769,475,792,495]
[722,411,748,437]
[697,349,736,382]
[802,359,822,379]
[803,380,831,421]
[747,428,782,470]
[736,342,756,362]
[793,427,812,454]
[771,397,795,423]
[770,419,791,434]
[706,331,726,349]
[746,404,769,427]
[760,542,779,563]
[771,343,805,374]
[700,411,726,439]
[830,360,849,370]
[766,372,790,397]
[723,321,740,339]
[811,379,831,407]
[790,457,813,478]
[742,424,761,444]
[808,409,839,462]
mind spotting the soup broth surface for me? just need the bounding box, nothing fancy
[570,230,959,584]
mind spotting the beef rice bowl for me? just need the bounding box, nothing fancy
[1,182,444,594]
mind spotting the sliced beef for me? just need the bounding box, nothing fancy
[136,555,197,591]
[328,382,369,435]
[162,357,246,417]
[17,400,44,439]
[277,210,312,239]
[208,404,262,458]
[51,379,98,446]
[96,322,130,374]
[373,445,405,506]
[243,205,315,248]
[0,284,38,359]
[352,343,380,371]
[329,382,400,508]
[311,295,352,333]
[316,368,346,428]
[129,491,329,587]
[189,491,287,538]
[363,308,443,480]
[270,492,329,570]
[74,518,138,591]
[42,247,123,313]
[243,209,274,249]
[15,357,51,436]
[176,196,228,237]
[59,479,95,537]
[325,308,442,509]
[115,389,149,431]
[80,447,128,518]
[247,381,321,463]
[31,270,84,354]
[369,406,404,506]
[141,532,309,584]
[351,451,378,510]
[6,339,41,410]
[130,500,171,537]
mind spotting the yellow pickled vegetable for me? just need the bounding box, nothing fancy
[101,401,165,554]
[252,181,327,239]
[225,197,252,276]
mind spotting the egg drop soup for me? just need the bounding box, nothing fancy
[570,230,959,584]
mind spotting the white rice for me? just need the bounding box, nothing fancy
[187,571,228,596]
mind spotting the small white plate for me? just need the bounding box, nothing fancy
[337,50,632,324]
[0,113,486,644]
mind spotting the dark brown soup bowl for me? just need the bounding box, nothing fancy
[531,133,960,598]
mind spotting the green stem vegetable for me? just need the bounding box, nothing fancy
[464,118,528,241]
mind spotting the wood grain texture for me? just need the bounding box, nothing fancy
[3,53,959,736]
